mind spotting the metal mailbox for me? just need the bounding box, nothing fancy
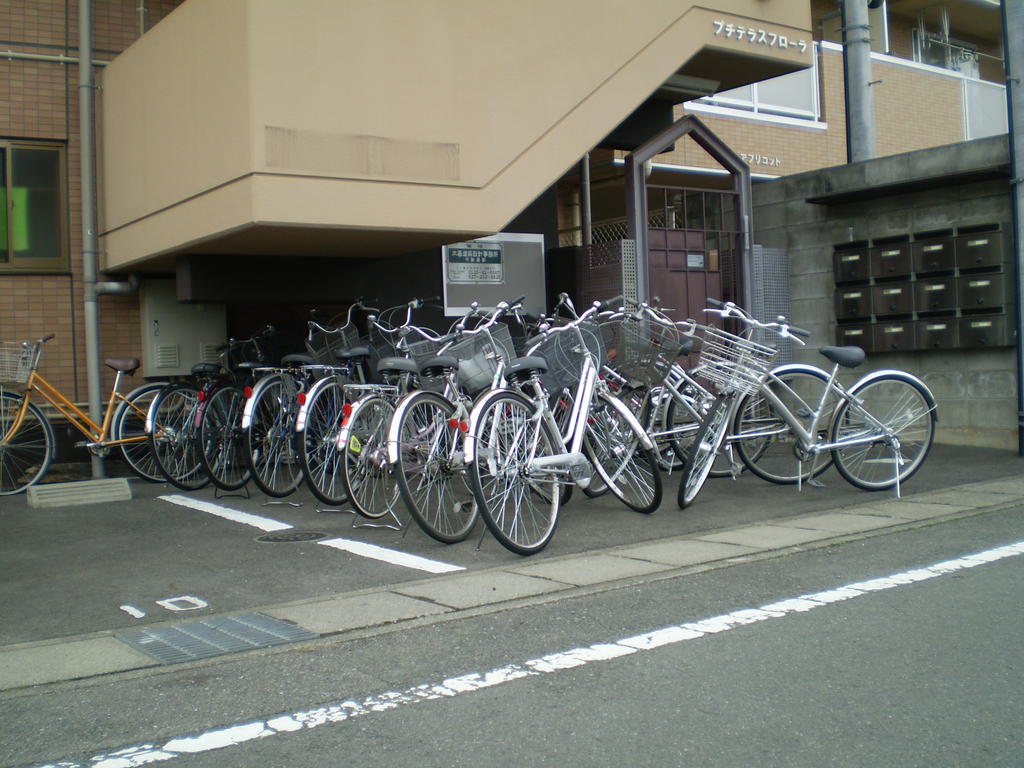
[913,278,957,313]
[833,246,869,283]
[956,231,1003,270]
[873,322,915,352]
[871,281,914,316]
[916,319,958,350]
[870,242,912,279]
[957,274,1008,310]
[958,315,1009,348]
[835,287,871,320]
[912,238,955,274]
[836,323,871,351]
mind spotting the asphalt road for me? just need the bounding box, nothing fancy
[2,500,1021,767]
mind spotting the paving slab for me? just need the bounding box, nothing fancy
[0,637,155,689]
[698,524,833,549]
[510,553,674,586]
[782,512,905,535]
[393,571,568,609]
[267,592,451,635]
[615,539,758,567]
[905,489,1019,509]
[854,499,974,520]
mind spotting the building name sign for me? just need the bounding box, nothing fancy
[739,152,782,169]
[446,242,504,284]
[712,19,808,54]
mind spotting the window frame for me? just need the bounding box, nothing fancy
[0,140,69,274]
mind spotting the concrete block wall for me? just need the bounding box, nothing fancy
[752,135,1017,450]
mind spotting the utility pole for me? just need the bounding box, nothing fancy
[1003,0,1024,455]
[842,0,878,162]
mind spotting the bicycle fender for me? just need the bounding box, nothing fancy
[599,391,656,452]
[462,388,519,466]
[387,390,434,464]
[240,373,283,430]
[294,376,337,433]
[847,369,938,418]
[767,362,831,380]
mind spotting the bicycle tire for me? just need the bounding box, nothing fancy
[583,392,662,514]
[199,384,250,491]
[733,365,835,485]
[661,387,735,479]
[468,389,561,555]
[113,382,166,482]
[339,394,399,519]
[148,383,210,491]
[677,394,734,509]
[244,374,304,497]
[0,390,54,495]
[830,373,936,491]
[393,390,477,543]
[298,378,347,506]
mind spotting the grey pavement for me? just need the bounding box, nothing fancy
[1,443,1021,691]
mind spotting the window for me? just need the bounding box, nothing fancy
[689,49,821,122]
[0,141,67,273]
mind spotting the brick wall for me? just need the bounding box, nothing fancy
[0,1,182,401]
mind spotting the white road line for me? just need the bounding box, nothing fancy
[318,537,465,574]
[158,494,293,532]
[34,539,1024,768]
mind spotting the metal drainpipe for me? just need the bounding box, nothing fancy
[1003,0,1024,456]
[841,0,877,163]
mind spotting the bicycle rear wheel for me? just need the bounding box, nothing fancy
[0,390,54,495]
[468,389,561,555]
[677,394,734,509]
[733,366,835,485]
[831,373,936,491]
[199,384,250,491]
[340,394,399,519]
[244,375,304,497]
[148,383,209,491]
[113,382,166,482]
[298,378,347,506]
[584,392,662,514]
[393,390,477,543]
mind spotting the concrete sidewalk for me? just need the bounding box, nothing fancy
[3,463,1022,692]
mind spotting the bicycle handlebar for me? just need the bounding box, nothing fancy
[702,300,808,345]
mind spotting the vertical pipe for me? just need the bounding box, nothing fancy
[1002,0,1024,455]
[842,0,877,162]
[580,153,592,248]
[79,0,105,478]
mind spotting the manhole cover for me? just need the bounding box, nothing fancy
[256,530,330,543]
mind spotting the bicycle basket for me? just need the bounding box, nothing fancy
[306,323,360,365]
[444,324,516,395]
[0,342,35,384]
[528,320,605,392]
[696,327,776,396]
[602,316,684,386]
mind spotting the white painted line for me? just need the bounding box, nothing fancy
[34,539,1024,768]
[158,494,293,532]
[318,537,465,574]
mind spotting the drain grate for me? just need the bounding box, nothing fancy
[256,530,330,543]
[116,613,318,665]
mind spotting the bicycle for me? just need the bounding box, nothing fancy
[0,335,165,494]
[678,300,938,508]
[464,294,663,555]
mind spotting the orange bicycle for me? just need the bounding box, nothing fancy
[0,335,165,494]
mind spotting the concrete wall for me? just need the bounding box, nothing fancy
[752,135,1017,450]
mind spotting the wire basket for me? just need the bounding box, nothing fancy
[306,322,360,365]
[601,316,685,386]
[399,334,445,368]
[527,320,605,392]
[696,326,776,396]
[0,342,36,385]
[444,324,516,395]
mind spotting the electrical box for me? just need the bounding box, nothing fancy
[139,279,226,377]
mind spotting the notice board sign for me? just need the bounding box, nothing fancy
[442,233,545,317]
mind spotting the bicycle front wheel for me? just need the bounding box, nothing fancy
[245,376,304,497]
[298,378,348,506]
[114,382,166,482]
[677,395,734,509]
[468,390,561,555]
[149,383,209,491]
[733,366,835,485]
[831,373,936,491]
[584,392,662,514]
[199,384,250,491]
[394,390,477,543]
[340,395,399,520]
[0,390,54,495]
